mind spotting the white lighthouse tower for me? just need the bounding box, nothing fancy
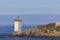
[14,17,22,34]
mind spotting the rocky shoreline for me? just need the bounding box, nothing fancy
[10,23,60,37]
[10,28,60,37]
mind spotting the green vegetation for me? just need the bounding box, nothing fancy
[37,23,55,30]
[37,23,60,32]
[56,26,60,31]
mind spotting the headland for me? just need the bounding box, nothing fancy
[10,22,60,37]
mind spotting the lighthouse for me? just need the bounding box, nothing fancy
[14,17,22,34]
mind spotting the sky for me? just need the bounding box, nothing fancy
[0,0,60,25]
[0,0,60,14]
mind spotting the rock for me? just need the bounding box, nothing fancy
[10,23,60,37]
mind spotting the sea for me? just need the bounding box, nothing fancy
[0,25,60,40]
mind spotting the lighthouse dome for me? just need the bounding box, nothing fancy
[14,17,22,21]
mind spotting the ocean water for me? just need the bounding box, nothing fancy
[0,25,60,40]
